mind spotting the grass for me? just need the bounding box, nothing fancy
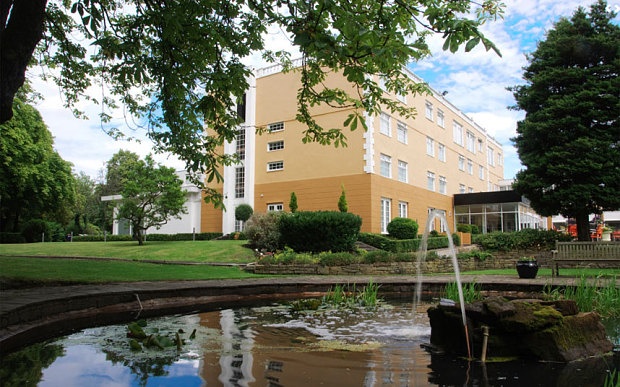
[0,240,255,263]
[0,256,260,284]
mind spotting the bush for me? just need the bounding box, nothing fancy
[71,232,222,242]
[387,217,419,240]
[245,212,284,252]
[0,232,25,243]
[235,204,254,222]
[456,224,472,233]
[279,211,362,253]
[451,233,461,247]
[475,229,572,251]
[319,252,361,266]
[21,219,65,242]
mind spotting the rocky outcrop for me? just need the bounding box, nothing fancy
[428,297,613,362]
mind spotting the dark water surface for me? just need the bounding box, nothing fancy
[1,301,618,386]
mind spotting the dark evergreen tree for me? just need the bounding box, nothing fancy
[510,0,620,241]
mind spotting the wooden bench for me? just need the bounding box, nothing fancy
[551,241,620,276]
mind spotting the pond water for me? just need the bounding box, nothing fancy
[1,300,618,387]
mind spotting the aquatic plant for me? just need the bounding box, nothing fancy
[442,281,482,304]
[322,281,382,308]
[544,275,620,318]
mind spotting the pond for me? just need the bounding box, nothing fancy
[1,300,618,386]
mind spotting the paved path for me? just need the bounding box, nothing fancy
[0,275,612,355]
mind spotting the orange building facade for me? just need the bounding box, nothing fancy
[202,62,504,235]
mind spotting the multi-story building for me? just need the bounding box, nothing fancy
[202,61,505,235]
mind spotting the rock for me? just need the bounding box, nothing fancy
[428,297,613,363]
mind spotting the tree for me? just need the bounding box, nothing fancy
[289,192,298,213]
[114,153,187,245]
[0,96,75,232]
[338,185,348,213]
[235,203,254,228]
[71,172,101,234]
[1,0,503,207]
[510,0,620,241]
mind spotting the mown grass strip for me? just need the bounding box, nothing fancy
[0,257,262,283]
[0,240,255,263]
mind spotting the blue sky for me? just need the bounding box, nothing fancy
[31,0,620,181]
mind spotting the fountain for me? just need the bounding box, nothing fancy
[415,208,471,358]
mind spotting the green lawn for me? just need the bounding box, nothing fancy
[0,240,255,263]
[0,256,261,283]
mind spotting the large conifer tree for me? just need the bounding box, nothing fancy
[510,0,620,241]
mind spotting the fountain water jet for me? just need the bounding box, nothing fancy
[414,209,472,359]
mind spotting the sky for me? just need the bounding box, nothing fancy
[28,0,620,182]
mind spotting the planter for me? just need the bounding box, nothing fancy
[602,231,612,241]
[516,260,538,279]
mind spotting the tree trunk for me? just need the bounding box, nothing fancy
[0,0,48,123]
[575,210,591,242]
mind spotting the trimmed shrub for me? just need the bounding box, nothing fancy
[21,219,65,242]
[279,211,362,253]
[451,233,461,247]
[387,217,419,240]
[235,204,254,222]
[318,251,361,266]
[245,212,284,252]
[71,232,222,242]
[457,224,472,233]
[474,229,572,251]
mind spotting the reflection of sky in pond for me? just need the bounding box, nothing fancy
[39,345,202,387]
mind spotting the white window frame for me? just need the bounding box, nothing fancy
[453,121,464,146]
[427,171,435,191]
[425,101,434,120]
[268,122,284,132]
[397,160,408,183]
[479,165,485,180]
[267,140,284,152]
[398,201,408,218]
[437,109,445,128]
[438,143,446,162]
[458,155,465,171]
[267,203,284,212]
[380,198,391,234]
[439,176,447,195]
[459,184,466,194]
[380,112,391,137]
[380,153,392,178]
[426,137,435,157]
[397,121,408,144]
[467,159,473,175]
[466,131,476,153]
[487,147,495,166]
[267,161,284,171]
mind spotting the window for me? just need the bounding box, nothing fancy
[453,121,464,146]
[380,112,391,136]
[458,155,465,171]
[427,171,435,191]
[268,140,284,151]
[398,160,408,183]
[236,93,246,122]
[439,176,447,194]
[398,201,408,218]
[234,219,244,232]
[438,143,446,162]
[425,101,433,120]
[397,121,408,144]
[267,161,284,171]
[487,147,495,166]
[235,167,245,198]
[466,131,475,153]
[267,203,283,212]
[467,159,473,175]
[380,198,391,234]
[396,92,407,104]
[426,137,435,156]
[478,138,484,152]
[268,122,284,132]
[498,152,503,166]
[479,165,485,180]
[437,109,445,127]
[459,184,466,194]
[236,128,245,160]
[378,76,387,90]
[380,154,392,178]
[468,187,474,193]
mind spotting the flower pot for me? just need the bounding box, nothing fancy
[602,231,612,241]
[516,261,538,279]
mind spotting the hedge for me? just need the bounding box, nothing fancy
[279,211,362,253]
[72,232,222,242]
[357,232,459,253]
